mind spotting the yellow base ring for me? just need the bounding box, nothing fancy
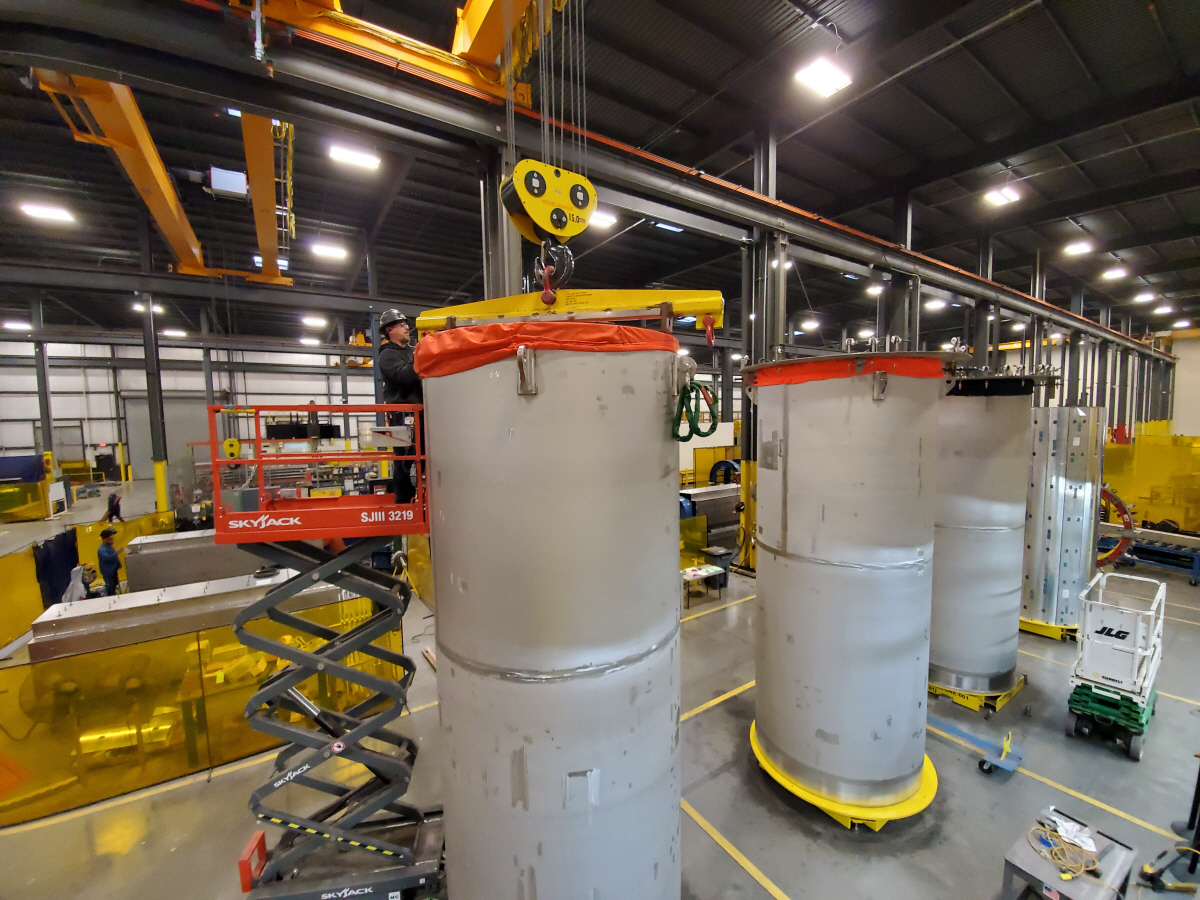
[928,674,1028,713]
[750,721,938,832]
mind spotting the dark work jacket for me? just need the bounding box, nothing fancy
[378,340,423,405]
[97,542,121,584]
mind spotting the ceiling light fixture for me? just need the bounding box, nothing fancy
[940,342,954,350]
[1134,292,1155,303]
[1012,322,1026,331]
[226,108,242,117]
[1064,241,1092,256]
[653,221,684,233]
[590,210,617,228]
[161,329,187,338]
[300,337,321,346]
[987,314,996,321]
[253,254,289,271]
[131,302,164,313]
[329,145,381,170]
[795,57,852,98]
[801,319,819,331]
[770,259,794,269]
[924,299,946,311]
[1173,320,1191,329]
[3,321,32,331]
[748,313,756,321]
[866,284,883,296]
[312,243,348,260]
[1051,332,1064,340]
[1154,305,1173,315]
[984,186,1020,206]
[731,353,743,361]
[677,348,690,356]
[1101,266,1127,280]
[20,202,74,223]
[857,328,874,339]
[302,315,329,328]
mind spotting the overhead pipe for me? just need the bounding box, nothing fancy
[0,4,1175,362]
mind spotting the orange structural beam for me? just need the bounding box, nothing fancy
[241,113,283,282]
[37,69,291,285]
[231,0,531,106]
[37,69,207,274]
[452,0,534,68]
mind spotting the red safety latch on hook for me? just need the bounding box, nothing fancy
[704,314,715,347]
[541,264,556,306]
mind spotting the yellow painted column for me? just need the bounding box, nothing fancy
[153,459,169,512]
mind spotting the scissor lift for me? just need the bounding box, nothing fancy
[209,404,442,899]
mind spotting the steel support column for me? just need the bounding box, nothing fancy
[1117,349,1130,428]
[990,303,1004,372]
[338,318,351,443]
[200,308,215,407]
[719,348,734,423]
[370,312,382,426]
[30,296,53,468]
[1065,331,1081,407]
[140,292,169,511]
[740,247,754,460]
[480,147,522,299]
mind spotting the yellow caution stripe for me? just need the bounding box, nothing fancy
[257,815,397,856]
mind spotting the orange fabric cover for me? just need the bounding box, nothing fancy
[748,355,945,387]
[414,322,680,378]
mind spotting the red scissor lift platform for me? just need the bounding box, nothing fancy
[209,403,442,899]
[209,402,428,543]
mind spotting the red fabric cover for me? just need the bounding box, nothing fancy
[414,322,680,378]
[747,355,946,387]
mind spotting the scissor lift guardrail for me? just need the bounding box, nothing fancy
[209,404,439,897]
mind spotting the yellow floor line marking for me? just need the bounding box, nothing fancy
[1018,648,1069,667]
[402,700,439,716]
[1017,650,1200,707]
[923,723,1175,838]
[1158,690,1200,707]
[682,680,756,722]
[682,594,755,623]
[681,798,791,900]
[684,678,1178,843]
[1014,767,1176,839]
[1165,613,1200,627]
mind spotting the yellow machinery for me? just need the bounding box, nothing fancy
[417,162,724,336]
[1105,424,1200,530]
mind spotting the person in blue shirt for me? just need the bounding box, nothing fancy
[97,526,121,596]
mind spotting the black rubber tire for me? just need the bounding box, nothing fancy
[1065,711,1078,737]
[1129,733,1144,761]
[978,760,994,775]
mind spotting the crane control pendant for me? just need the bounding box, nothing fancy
[501,159,597,245]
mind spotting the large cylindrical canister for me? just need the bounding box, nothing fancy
[929,378,1034,693]
[748,354,944,810]
[415,322,682,900]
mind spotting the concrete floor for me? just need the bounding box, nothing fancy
[2,566,1199,899]
[0,479,160,556]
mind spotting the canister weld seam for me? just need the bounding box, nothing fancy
[435,624,679,683]
[934,524,1023,532]
[757,541,926,570]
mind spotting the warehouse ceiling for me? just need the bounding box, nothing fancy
[0,0,1197,352]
